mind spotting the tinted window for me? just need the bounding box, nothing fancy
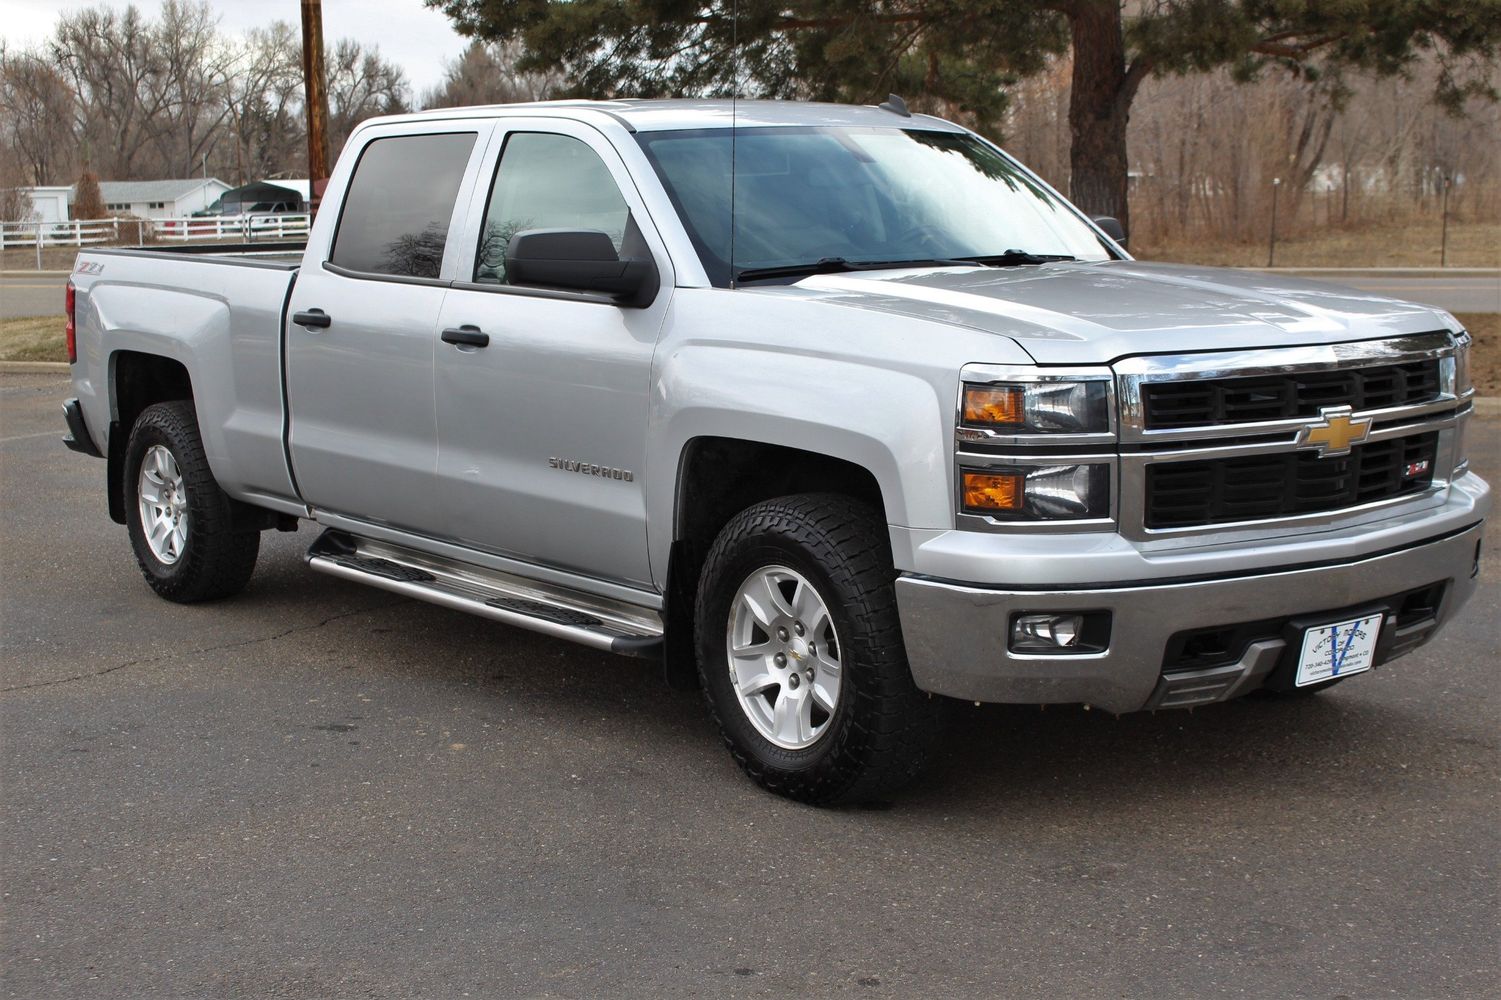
[330,132,477,278]
[474,132,630,284]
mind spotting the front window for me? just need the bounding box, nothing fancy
[636,126,1114,286]
[473,131,631,285]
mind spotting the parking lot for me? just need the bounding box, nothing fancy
[3,370,1498,998]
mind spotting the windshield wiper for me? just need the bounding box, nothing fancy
[735,251,1075,282]
[959,249,1077,267]
[735,256,975,283]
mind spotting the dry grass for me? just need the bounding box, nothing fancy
[0,316,68,362]
[1,247,86,271]
[1134,218,1501,269]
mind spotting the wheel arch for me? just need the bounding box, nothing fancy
[657,433,901,691]
[106,350,196,525]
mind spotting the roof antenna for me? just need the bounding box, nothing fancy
[729,0,740,289]
[878,93,912,117]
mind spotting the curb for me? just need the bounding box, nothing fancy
[0,361,69,373]
[0,270,73,277]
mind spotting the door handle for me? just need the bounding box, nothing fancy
[441,325,489,348]
[293,309,332,329]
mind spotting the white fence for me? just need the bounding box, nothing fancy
[1,213,311,256]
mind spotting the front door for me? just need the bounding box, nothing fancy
[285,123,489,533]
[433,120,674,588]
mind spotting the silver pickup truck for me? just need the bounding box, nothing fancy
[62,99,1489,803]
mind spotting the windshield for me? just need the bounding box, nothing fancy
[636,126,1115,286]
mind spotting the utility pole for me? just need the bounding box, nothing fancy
[1267,177,1281,268]
[1439,175,1451,268]
[300,0,331,216]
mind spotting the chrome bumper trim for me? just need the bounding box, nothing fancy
[894,521,1484,714]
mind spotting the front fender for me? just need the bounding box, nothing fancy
[644,288,1037,585]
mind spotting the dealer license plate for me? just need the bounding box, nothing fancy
[1295,613,1383,687]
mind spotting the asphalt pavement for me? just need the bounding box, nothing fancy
[0,275,68,319]
[4,269,1498,319]
[1271,272,1500,314]
[2,371,1498,998]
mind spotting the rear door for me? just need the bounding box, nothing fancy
[285,120,491,532]
[432,118,675,588]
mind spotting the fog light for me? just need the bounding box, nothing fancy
[1009,610,1112,654]
[1011,613,1083,651]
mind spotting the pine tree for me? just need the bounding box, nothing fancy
[72,170,105,220]
[425,0,1500,232]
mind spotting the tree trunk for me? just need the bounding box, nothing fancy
[1066,2,1134,233]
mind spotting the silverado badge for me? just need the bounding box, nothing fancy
[1296,405,1372,459]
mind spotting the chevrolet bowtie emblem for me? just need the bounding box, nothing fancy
[1296,405,1372,458]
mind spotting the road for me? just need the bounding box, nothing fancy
[2,371,1498,999]
[0,274,67,319]
[1273,272,1501,314]
[4,269,1499,318]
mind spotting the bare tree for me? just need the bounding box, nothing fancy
[421,39,563,109]
[50,5,166,178]
[0,46,79,184]
[326,40,410,158]
[0,185,35,222]
[225,22,305,184]
[141,0,235,178]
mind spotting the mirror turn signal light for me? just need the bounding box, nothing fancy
[962,385,1024,426]
[962,471,1023,512]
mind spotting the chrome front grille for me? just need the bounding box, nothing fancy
[1115,330,1469,541]
[1140,359,1442,429]
[1144,432,1439,529]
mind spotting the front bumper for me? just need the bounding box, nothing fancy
[895,482,1488,714]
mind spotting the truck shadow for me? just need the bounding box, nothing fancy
[247,541,1461,821]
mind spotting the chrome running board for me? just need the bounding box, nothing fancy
[306,530,663,657]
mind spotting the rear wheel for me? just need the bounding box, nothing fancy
[124,401,259,602]
[695,494,939,804]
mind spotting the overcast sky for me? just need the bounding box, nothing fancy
[4,0,471,94]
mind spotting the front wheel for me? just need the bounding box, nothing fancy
[124,401,259,602]
[695,494,939,804]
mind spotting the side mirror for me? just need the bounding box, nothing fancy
[1091,216,1127,247]
[504,229,658,307]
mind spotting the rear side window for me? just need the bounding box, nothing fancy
[330,132,477,279]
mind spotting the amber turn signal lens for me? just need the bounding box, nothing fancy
[962,385,1024,426]
[962,471,1023,512]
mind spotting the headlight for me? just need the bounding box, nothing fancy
[961,463,1111,520]
[962,380,1110,434]
[1454,329,1473,396]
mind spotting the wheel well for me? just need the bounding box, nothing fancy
[112,351,193,430]
[674,437,886,549]
[660,437,886,690]
[106,352,194,524]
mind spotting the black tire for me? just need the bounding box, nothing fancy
[695,493,939,805]
[124,400,259,603]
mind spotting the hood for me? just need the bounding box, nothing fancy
[769,260,1455,365]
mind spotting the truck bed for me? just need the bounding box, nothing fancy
[69,242,304,507]
[88,241,306,270]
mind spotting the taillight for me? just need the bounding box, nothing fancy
[65,279,77,364]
